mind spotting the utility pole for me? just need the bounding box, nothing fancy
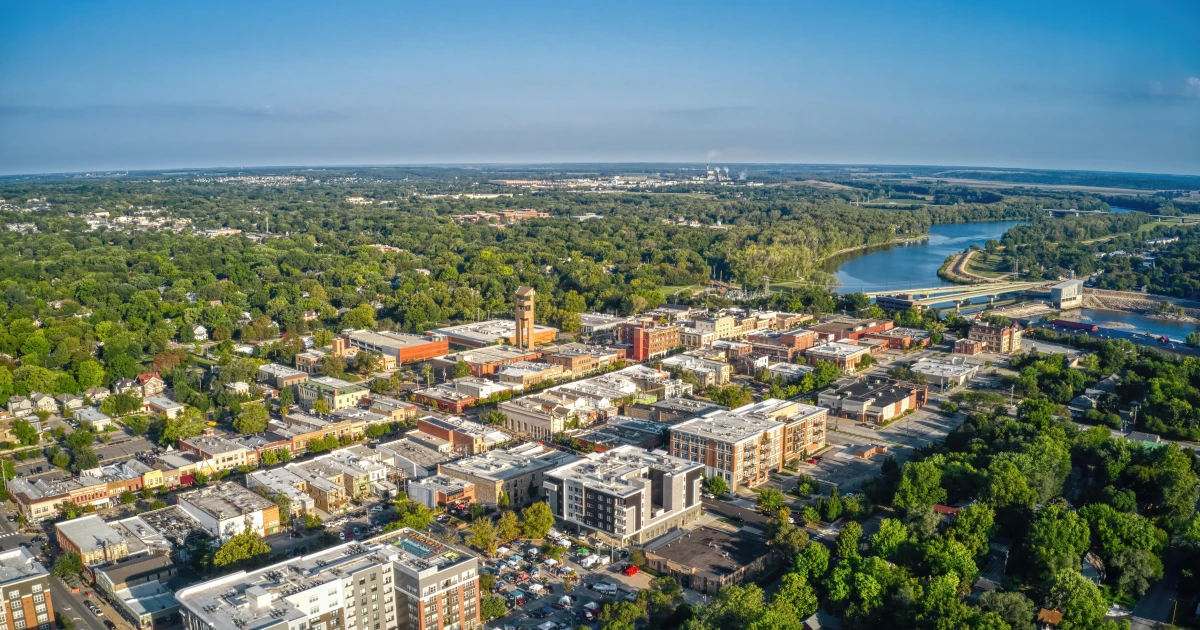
[1009,384,1015,408]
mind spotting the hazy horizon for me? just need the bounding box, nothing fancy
[2,0,1198,176]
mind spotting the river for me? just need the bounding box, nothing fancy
[828,220,1197,339]
[830,221,1022,294]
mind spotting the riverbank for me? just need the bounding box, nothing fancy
[824,234,928,261]
[1083,289,1200,323]
[936,250,1006,284]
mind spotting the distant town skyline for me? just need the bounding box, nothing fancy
[2,0,1198,176]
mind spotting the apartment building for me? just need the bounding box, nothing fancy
[620,320,680,362]
[176,482,281,541]
[968,323,1024,354]
[0,547,53,630]
[669,407,786,490]
[438,442,578,507]
[183,529,479,630]
[298,376,368,411]
[543,445,703,545]
[729,399,828,462]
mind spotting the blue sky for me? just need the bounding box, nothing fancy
[1,0,1198,175]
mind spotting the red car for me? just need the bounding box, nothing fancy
[622,565,639,576]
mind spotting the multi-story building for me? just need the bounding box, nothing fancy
[369,396,421,423]
[429,319,558,349]
[807,317,894,342]
[579,313,633,338]
[861,327,932,350]
[297,376,368,411]
[669,406,786,490]
[94,553,180,630]
[247,467,317,517]
[55,514,130,566]
[178,435,254,471]
[415,416,510,456]
[804,342,872,371]
[543,445,703,545]
[729,399,828,462]
[659,355,731,387]
[438,442,578,507]
[407,475,476,509]
[377,438,454,479]
[177,529,480,630]
[9,460,155,522]
[294,349,327,373]
[0,547,53,630]
[176,482,281,541]
[256,363,310,390]
[746,328,816,361]
[413,384,478,414]
[1051,279,1085,309]
[432,345,544,377]
[620,320,680,362]
[137,372,166,398]
[495,361,564,388]
[968,323,1024,354]
[341,329,450,365]
[817,377,929,425]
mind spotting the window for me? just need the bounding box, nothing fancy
[29,586,40,595]
[31,596,42,604]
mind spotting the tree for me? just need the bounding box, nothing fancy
[892,460,946,513]
[870,518,910,559]
[312,399,331,414]
[279,386,294,415]
[469,518,499,557]
[75,360,105,389]
[703,475,729,497]
[303,513,323,530]
[452,361,472,378]
[757,488,785,512]
[341,304,377,330]
[924,537,979,591]
[979,591,1036,630]
[706,384,753,408]
[160,407,207,445]
[11,418,38,446]
[233,403,269,434]
[835,521,862,559]
[320,355,345,378]
[1046,569,1110,630]
[521,502,555,539]
[52,551,83,578]
[1108,548,1162,597]
[261,449,278,466]
[481,595,508,621]
[212,528,272,569]
[793,539,829,580]
[71,446,100,472]
[949,503,996,557]
[120,491,136,504]
[771,572,818,619]
[479,410,506,426]
[1028,504,1091,579]
[497,511,521,542]
[394,501,434,530]
[984,459,1038,510]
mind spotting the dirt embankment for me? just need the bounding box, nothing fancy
[1083,289,1200,322]
[938,250,996,284]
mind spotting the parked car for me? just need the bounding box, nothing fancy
[622,565,639,577]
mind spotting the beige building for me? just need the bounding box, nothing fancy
[438,442,579,507]
[297,376,368,411]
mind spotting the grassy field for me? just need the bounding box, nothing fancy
[964,252,1013,279]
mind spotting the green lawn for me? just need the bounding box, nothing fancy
[966,252,1013,278]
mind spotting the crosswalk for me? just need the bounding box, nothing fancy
[0,532,19,539]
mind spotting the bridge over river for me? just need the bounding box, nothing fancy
[869,281,1052,311]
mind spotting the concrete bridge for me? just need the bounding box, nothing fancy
[871,281,1050,311]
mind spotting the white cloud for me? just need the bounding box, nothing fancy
[1184,77,1200,99]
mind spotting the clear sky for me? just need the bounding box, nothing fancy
[1,0,1198,175]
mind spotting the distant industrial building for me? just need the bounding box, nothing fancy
[341,329,450,364]
[1051,279,1085,309]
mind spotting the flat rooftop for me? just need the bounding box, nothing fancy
[648,527,767,577]
[0,547,48,586]
[672,408,785,444]
[451,345,541,365]
[547,445,700,497]
[574,417,666,448]
[430,320,558,345]
[440,442,578,482]
[177,482,276,520]
[343,329,445,352]
[806,342,869,358]
[378,438,453,468]
[910,359,977,378]
[258,363,306,378]
[408,474,474,494]
[55,514,127,555]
